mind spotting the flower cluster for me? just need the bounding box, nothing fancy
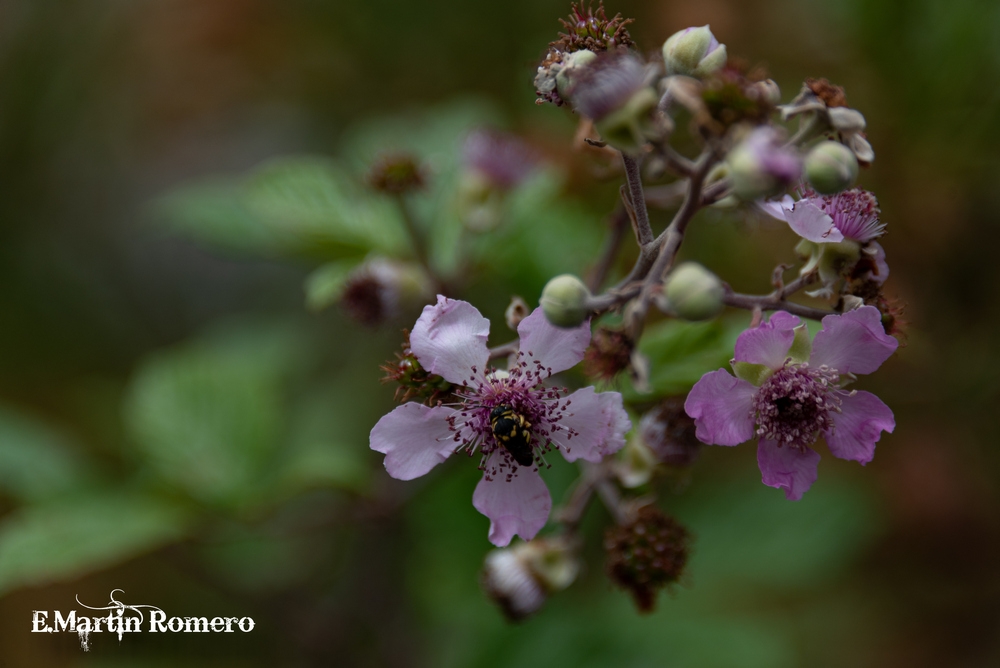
[359,2,907,619]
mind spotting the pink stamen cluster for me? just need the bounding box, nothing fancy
[445,351,580,481]
[751,364,842,447]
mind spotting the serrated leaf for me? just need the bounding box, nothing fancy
[156,157,408,260]
[123,322,305,506]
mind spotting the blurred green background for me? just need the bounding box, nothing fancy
[1,0,998,666]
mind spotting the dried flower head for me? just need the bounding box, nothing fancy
[638,397,702,468]
[535,2,635,107]
[583,326,634,382]
[367,153,425,194]
[379,329,456,406]
[552,2,634,55]
[605,505,691,612]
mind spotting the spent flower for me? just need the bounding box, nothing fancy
[370,296,631,545]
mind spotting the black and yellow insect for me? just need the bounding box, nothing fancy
[490,404,534,467]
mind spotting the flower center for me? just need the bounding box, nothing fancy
[445,353,578,477]
[751,364,841,447]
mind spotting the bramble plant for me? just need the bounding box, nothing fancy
[154,2,904,622]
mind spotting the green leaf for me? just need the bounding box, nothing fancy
[156,157,408,260]
[622,317,748,401]
[473,170,604,293]
[0,405,91,501]
[0,491,192,596]
[339,99,504,275]
[123,322,305,506]
[268,386,372,497]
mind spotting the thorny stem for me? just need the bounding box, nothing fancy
[621,153,654,246]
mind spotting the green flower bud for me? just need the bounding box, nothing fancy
[805,141,859,194]
[662,262,724,321]
[726,127,801,201]
[540,274,591,328]
[593,87,663,154]
[662,25,727,78]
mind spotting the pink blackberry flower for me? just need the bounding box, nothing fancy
[759,188,889,286]
[684,306,897,500]
[759,187,885,245]
[370,296,631,546]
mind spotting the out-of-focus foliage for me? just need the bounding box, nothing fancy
[0,0,998,665]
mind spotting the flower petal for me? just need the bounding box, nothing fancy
[370,403,458,480]
[410,295,491,386]
[684,369,756,446]
[786,201,844,243]
[757,194,795,221]
[549,387,631,463]
[734,311,802,368]
[516,307,591,377]
[810,305,898,375]
[473,453,552,547]
[824,390,894,464]
[867,242,890,285]
[757,439,820,501]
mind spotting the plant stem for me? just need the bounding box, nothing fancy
[621,153,654,246]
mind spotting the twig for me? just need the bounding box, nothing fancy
[621,153,654,246]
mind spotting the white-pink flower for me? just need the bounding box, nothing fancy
[370,296,631,546]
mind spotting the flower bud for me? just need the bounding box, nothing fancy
[540,274,591,328]
[661,262,724,321]
[662,25,727,78]
[616,434,658,488]
[805,141,859,194]
[481,538,580,621]
[727,127,802,200]
[339,259,432,327]
[505,295,530,331]
[570,53,665,154]
[481,547,546,621]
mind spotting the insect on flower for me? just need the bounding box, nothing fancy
[370,296,631,546]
